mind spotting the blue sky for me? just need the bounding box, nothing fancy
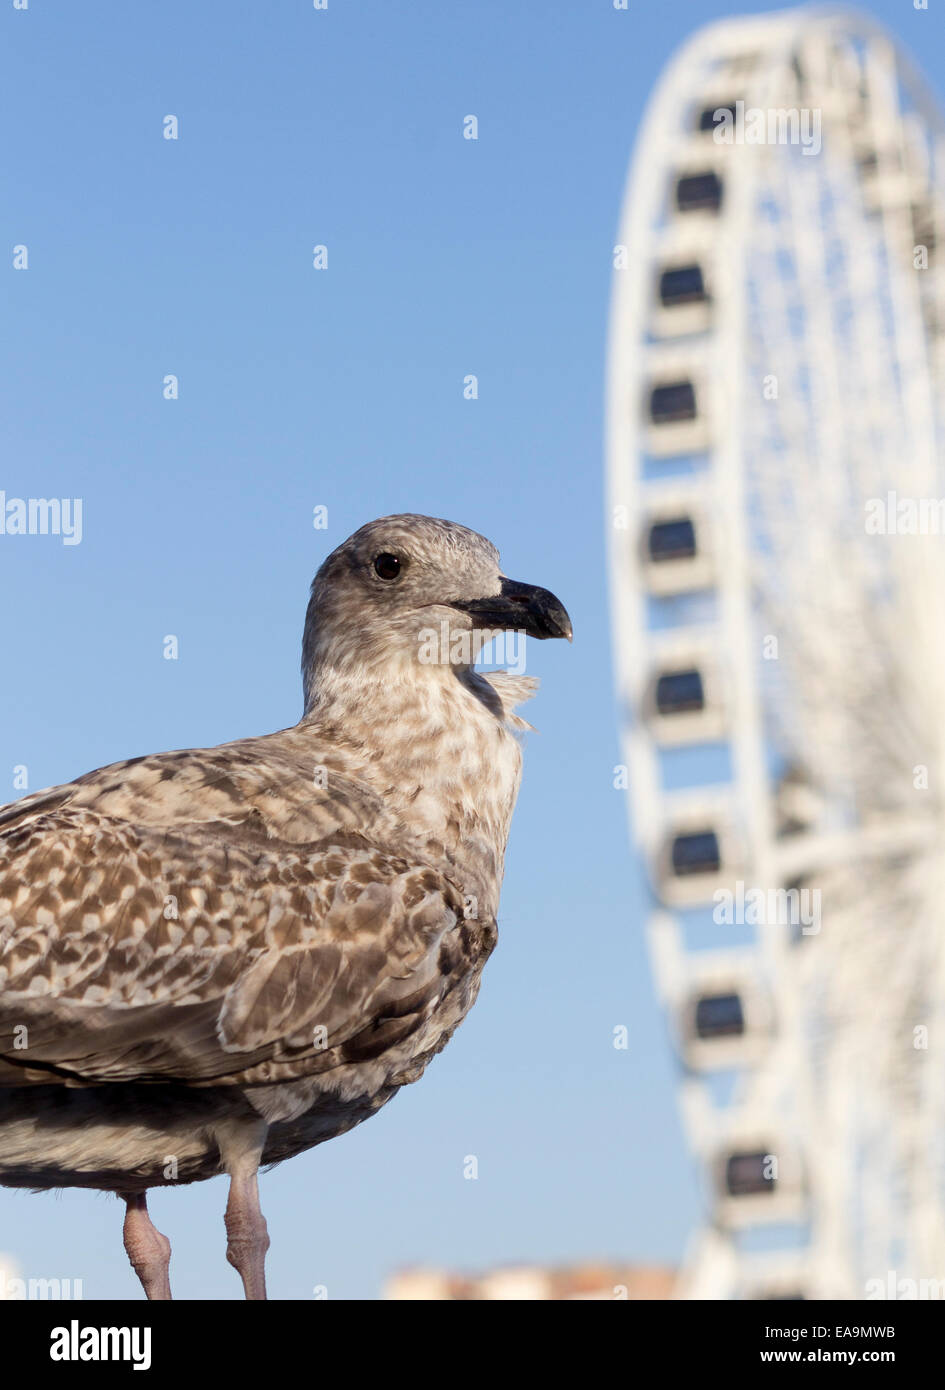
[0,0,940,1300]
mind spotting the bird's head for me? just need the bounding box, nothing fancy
[301,513,571,708]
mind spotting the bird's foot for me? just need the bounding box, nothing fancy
[121,1192,172,1300]
[224,1177,270,1300]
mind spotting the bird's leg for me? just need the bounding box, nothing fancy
[121,1192,172,1300]
[221,1125,270,1300]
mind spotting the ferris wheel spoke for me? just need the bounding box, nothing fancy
[608,9,945,1299]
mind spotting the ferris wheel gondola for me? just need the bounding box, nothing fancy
[607,6,945,1299]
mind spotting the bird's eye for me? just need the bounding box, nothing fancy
[373,553,402,581]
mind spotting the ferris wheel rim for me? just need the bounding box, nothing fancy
[606,4,945,1299]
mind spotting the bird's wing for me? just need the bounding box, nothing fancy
[0,745,493,1088]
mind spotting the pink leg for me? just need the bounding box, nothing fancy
[223,1166,270,1300]
[121,1192,172,1300]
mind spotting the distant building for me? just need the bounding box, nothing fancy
[385,1263,676,1300]
[0,1256,19,1300]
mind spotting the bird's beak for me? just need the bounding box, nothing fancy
[451,577,573,641]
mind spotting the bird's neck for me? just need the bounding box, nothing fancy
[301,665,532,916]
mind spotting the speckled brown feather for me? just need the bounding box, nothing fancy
[0,739,493,1089]
[0,515,551,1194]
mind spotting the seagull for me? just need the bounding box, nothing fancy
[0,514,571,1300]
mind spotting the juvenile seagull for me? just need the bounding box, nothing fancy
[0,515,571,1299]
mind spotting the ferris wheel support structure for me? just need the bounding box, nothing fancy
[607,7,945,1299]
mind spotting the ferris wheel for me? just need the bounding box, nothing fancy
[606,6,945,1300]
